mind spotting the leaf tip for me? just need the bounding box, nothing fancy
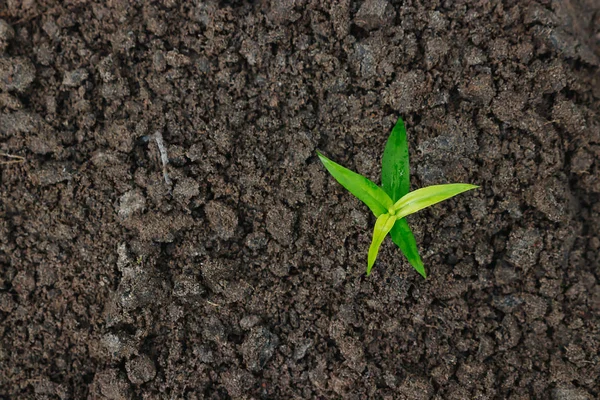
[461,184,480,192]
[458,183,480,191]
[409,259,427,279]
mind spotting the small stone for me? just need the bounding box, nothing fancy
[172,272,204,302]
[494,264,518,284]
[34,42,54,65]
[95,369,130,400]
[203,316,226,343]
[492,295,524,313]
[126,355,156,384]
[200,259,233,294]
[173,177,200,204]
[101,79,129,100]
[521,294,548,320]
[36,264,57,286]
[338,336,366,371]
[0,20,15,42]
[552,386,593,400]
[424,37,450,69]
[146,15,167,37]
[398,374,434,399]
[293,339,313,361]
[524,3,559,26]
[268,0,300,24]
[152,50,166,72]
[165,50,191,67]
[492,90,527,124]
[265,205,294,245]
[354,0,395,30]
[62,68,89,87]
[42,18,60,38]
[185,143,203,162]
[0,92,22,109]
[117,190,146,219]
[428,11,448,31]
[101,333,136,360]
[464,46,488,66]
[0,57,36,92]
[354,42,377,78]
[240,39,261,66]
[459,73,496,105]
[240,315,261,330]
[245,231,267,250]
[536,60,567,94]
[221,369,254,399]
[570,149,593,174]
[32,379,67,398]
[589,237,600,251]
[0,19,15,52]
[506,227,542,270]
[552,98,586,134]
[241,327,279,372]
[98,54,117,83]
[205,201,238,240]
[110,30,136,52]
[0,292,16,313]
[383,70,427,113]
[527,178,572,223]
[12,271,35,296]
[195,345,214,363]
[31,162,71,185]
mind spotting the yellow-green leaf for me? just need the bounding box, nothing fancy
[391,183,479,219]
[367,213,397,275]
[317,151,393,217]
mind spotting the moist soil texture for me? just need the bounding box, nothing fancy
[1,0,600,399]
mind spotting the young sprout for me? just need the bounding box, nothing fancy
[317,117,478,278]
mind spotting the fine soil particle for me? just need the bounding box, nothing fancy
[125,355,157,385]
[1,1,600,399]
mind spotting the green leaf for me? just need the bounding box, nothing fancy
[381,117,425,277]
[367,213,397,275]
[317,151,393,217]
[390,183,479,219]
[381,117,410,202]
[390,218,426,278]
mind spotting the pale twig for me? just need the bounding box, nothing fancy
[0,152,25,165]
[543,119,561,126]
[151,131,172,192]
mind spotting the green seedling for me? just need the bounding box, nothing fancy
[317,117,478,278]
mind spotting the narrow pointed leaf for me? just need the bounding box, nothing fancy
[391,184,479,219]
[380,117,425,277]
[390,218,426,278]
[381,117,410,202]
[367,213,397,275]
[317,151,393,217]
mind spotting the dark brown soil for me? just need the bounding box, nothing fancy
[1,0,600,398]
